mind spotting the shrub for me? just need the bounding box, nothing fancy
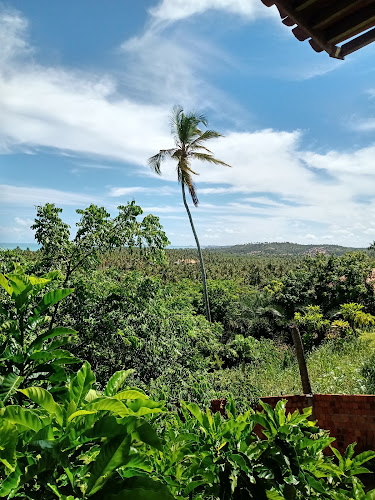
[340,303,375,331]
[294,305,330,349]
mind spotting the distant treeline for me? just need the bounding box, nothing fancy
[205,241,365,256]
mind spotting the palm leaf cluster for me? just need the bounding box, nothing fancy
[148,106,230,207]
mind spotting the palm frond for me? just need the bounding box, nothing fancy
[190,130,223,149]
[188,144,212,153]
[170,105,183,143]
[191,152,231,167]
[183,164,199,176]
[148,148,177,175]
[186,110,208,128]
[175,110,208,144]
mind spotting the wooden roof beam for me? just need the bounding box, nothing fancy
[294,0,319,12]
[268,0,342,58]
[340,26,375,57]
[324,5,375,44]
[312,0,373,31]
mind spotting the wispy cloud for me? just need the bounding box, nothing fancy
[0,184,95,206]
[108,186,174,197]
[2,6,375,247]
[149,0,273,23]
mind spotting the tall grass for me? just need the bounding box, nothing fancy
[196,335,375,410]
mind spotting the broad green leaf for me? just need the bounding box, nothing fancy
[6,274,31,297]
[2,405,44,432]
[86,416,128,439]
[0,466,21,497]
[0,419,17,473]
[352,450,375,467]
[86,435,132,495]
[84,389,100,403]
[29,327,77,350]
[229,453,250,473]
[20,387,63,426]
[85,398,130,417]
[0,274,12,296]
[113,390,148,401]
[182,402,204,425]
[29,349,78,362]
[104,369,135,397]
[127,399,164,416]
[330,446,344,469]
[66,400,77,419]
[0,373,24,404]
[305,473,327,494]
[28,276,50,286]
[266,490,286,500]
[41,270,63,281]
[344,442,356,464]
[274,399,286,427]
[67,410,97,422]
[69,361,96,406]
[34,288,74,317]
[105,477,174,500]
[250,413,277,437]
[132,421,162,450]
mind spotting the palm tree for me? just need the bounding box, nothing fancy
[148,106,231,322]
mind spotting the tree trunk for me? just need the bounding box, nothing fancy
[289,324,312,395]
[181,183,212,322]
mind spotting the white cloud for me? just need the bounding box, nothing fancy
[0,185,94,206]
[302,145,375,176]
[0,8,31,64]
[14,216,34,226]
[109,186,174,197]
[149,0,272,22]
[0,10,171,161]
[2,8,375,247]
[109,187,153,197]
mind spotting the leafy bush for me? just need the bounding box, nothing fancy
[57,270,225,387]
[0,362,169,499]
[0,264,78,404]
[340,303,375,331]
[153,399,375,499]
[267,253,375,318]
[327,319,353,339]
[294,305,330,349]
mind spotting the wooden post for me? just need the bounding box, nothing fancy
[289,324,312,395]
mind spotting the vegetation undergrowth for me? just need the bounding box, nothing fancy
[1,265,375,499]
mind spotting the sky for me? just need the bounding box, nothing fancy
[2,1,375,247]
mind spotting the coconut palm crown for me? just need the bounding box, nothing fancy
[148,106,231,322]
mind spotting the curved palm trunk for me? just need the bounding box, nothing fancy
[181,183,212,322]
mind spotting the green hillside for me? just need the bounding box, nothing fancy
[206,241,365,256]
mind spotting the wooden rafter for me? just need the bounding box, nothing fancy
[261,0,375,59]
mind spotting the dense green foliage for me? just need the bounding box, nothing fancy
[2,237,375,405]
[2,202,375,498]
[1,271,375,498]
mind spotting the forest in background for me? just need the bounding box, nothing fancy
[3,232,375,408]
[205,242,365,256]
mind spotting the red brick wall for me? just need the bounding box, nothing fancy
[260,394,375,453]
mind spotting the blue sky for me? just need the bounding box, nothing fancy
[2,0,375,247]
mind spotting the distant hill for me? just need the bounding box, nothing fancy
[205,242,365,256]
